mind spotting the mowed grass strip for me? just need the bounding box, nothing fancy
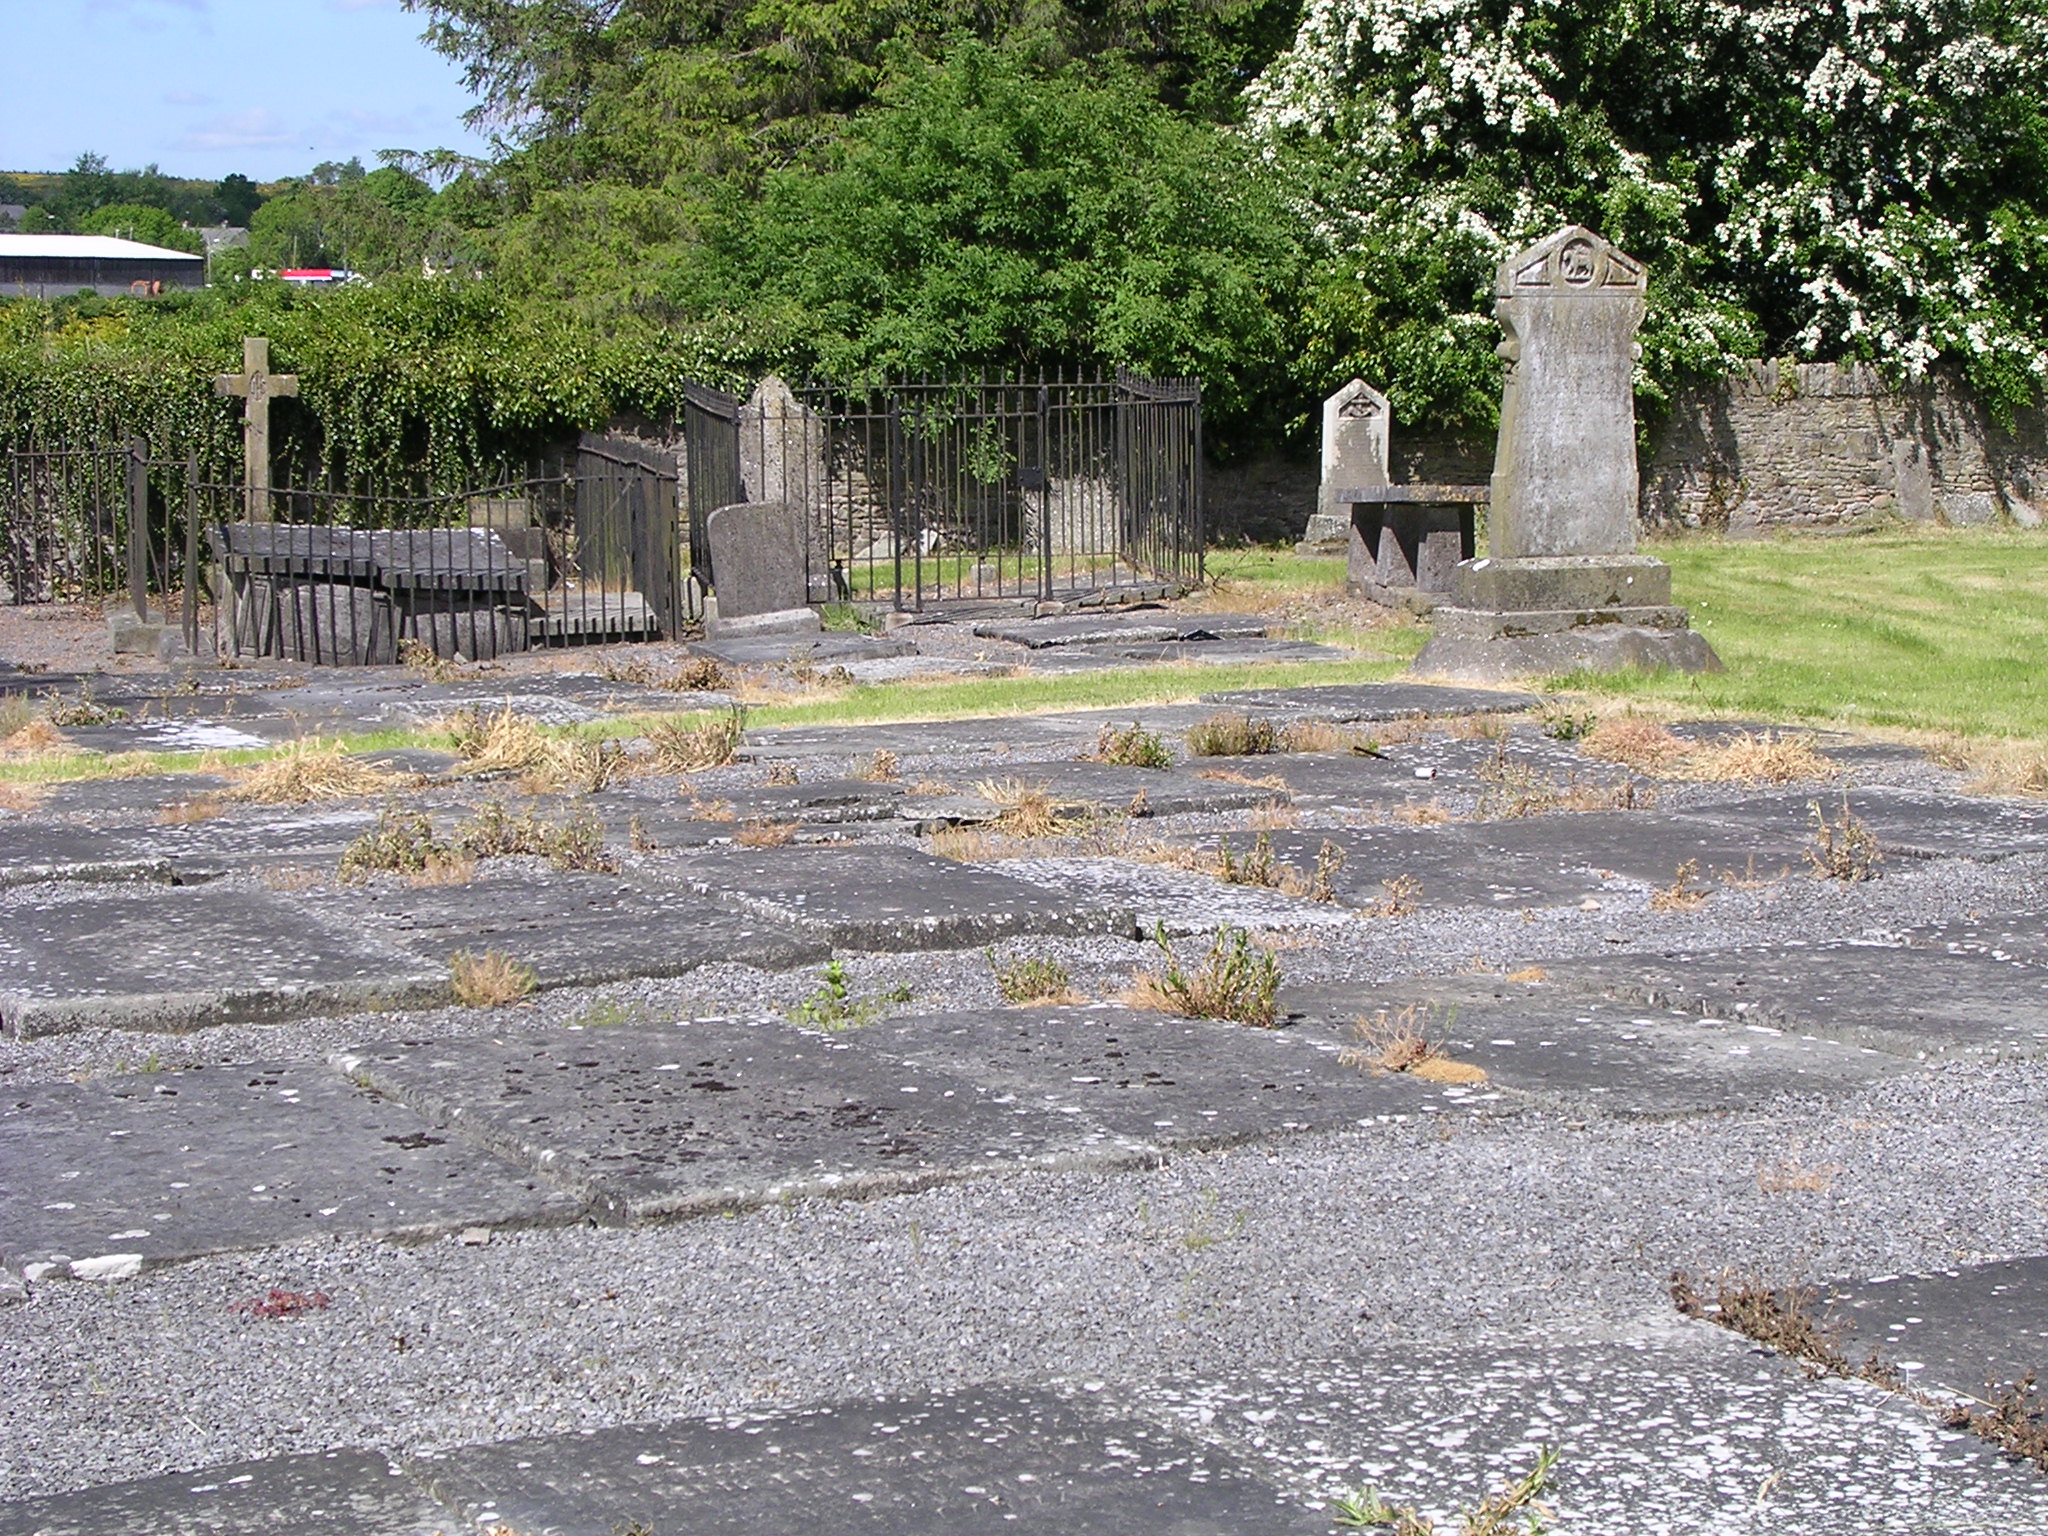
[1550,526,2048,740]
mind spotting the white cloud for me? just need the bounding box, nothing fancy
[162,89,211,106]
[173,108,293,153]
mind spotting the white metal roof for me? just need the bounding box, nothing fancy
[0,233,203,262]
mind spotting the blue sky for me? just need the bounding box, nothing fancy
[0,0,493,182]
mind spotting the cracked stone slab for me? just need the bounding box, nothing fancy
[692,632,915,668]
[1536,943,2048,1061]
[327,872,827,987]
[909,761,1288,823]
[1198,683,1539,721]
[1171,825,1610,912]
[1283,980,1914,1117]
[0,1059,570,1277]
[850,1004,1434,1149]
[1019,639,1351,672]
[337,1021,1110,1218]
[1821,1257,2048,1402]
[1117,1331,2048,1535]
[673,843,1136,949]
[0,1448,447,1536]
[0,822,173,889]
[1683,786,2048,861]
[0,885,447,1037]
[412,1386,1328,1536]
[1466,809,1810,891]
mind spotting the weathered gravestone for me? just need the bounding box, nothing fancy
[739,376,835,602]
[1412,227,1721,679]
[703,501,820,636]
[1298,379,1388,556]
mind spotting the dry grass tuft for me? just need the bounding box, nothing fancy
[1942,1374,2048,1476]
[1649,858,1712,912]
[906,777,954,796]
[0,781,42,813]
[926,824,997,861]
[1363,874,1423,917]
[450,949,537,1008]
[649,707,748,772]
[1393,798,1452,825]
[1341,1003,1486,1083]
[974,777,1064,838]
[157,796,227,824]
[1185,712,1281,757]
[1086,721,1174,769]
[1,718,74,756]
[1687,729,1836,784]
[257,864,325,892]
[1583,716,1693,773]
[1503,965,1548,984]
[1194,767,1288,790]
[763,759,801,786]
[228,742,400,804]
[1671,1271,1851,1378]
[734,818,798,847]
[444,704,554,776]
[851,749,900,782]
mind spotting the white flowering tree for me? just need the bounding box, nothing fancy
[1248,0,2048,426]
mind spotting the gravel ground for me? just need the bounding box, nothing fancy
[6,688,2048,1504]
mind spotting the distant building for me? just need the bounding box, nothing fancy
[0,205,25,232]
[200,225,249,256]
[277,268,358,286]
[0,233,205,299]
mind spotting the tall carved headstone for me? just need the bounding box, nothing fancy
[1413,227,1720,680]
[704,501,819,636]
[1298,379,1388,556]
[739,377,834,601]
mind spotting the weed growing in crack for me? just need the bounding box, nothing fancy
[988,950,1077,1004]
[1342,1003,1486,1084]
[734,818,798,846]
[1329,1446,1557,1534]
[452,802,619,873]
[851,749,900,781]
[1806,794,1882,880]
[1364,874,1423,917]
[1649,859,1711,912]
[974,777,1065,838]
[1205,831,1345,902]
[1088,721,1174,769]
[1126,923,1279,1027]
[1942,1373,2048,1475]
[450,949,537,1008]
[790,960,911,1030]
[339,808,451,880]
[649,706,747,771]
[1186,712,1281,757]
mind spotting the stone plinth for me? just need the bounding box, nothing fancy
[1412,227,1719,681]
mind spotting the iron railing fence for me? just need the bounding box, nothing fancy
[787,369,1203,609]
[682,383,743,601]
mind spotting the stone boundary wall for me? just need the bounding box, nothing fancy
[1643,361,2048,533]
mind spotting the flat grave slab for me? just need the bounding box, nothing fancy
[0,1059,568,1278]
[747,715,1106,762]
[991,856,1355,935]
[1038,639,1349,669]
[911,761,1287,822]
[0,1449,442,1536]
[0,885,447,1037]
[1823,1257,2048,1400]
[27,773,234,819]
[1683,786,2048,861]
[337,1021,1098,1218]
[673,843,1136,949]
[54,716,305,755]
[1282,981,1912,1117]
[1200,682,1539,721]
[328,872,826,987]
[414,1386,1326,1536]
[692,632,914,668]
[971,610,1270,647]
[1468,808,1809,890]
[1177,824,1608,912]
[0,822,173,888]
[1537,944,2048,1061]
[1122,1334,2048,1535]
[1899,912,2048,968]
[852,1004,1430,1149]
[132,803,388,878]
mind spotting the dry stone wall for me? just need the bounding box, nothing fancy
[1643,361,2048,533]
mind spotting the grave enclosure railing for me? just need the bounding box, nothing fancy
[775,370,1205,609]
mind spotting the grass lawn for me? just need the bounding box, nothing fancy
[1550,526,2048,740]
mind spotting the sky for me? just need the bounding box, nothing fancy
[0,0,494,183]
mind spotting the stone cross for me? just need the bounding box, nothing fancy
[213,336,298,523]
[1488,226,1646,557]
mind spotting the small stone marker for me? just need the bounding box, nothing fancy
[1298,378,1388,556]
[212,337,297,524]
[1413,227,1720,680]
[704,500,816,633]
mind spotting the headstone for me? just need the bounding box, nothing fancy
[739,376,834,601]
[704,500,813,631]
[1298,379,1389,556]
[212,337,298,524]
[1412,227,1721,680]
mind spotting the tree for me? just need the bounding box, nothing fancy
[1247,0,2048,422]
[78,203,204,254]
[214,174,262,227]
[690,43,1299,437]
